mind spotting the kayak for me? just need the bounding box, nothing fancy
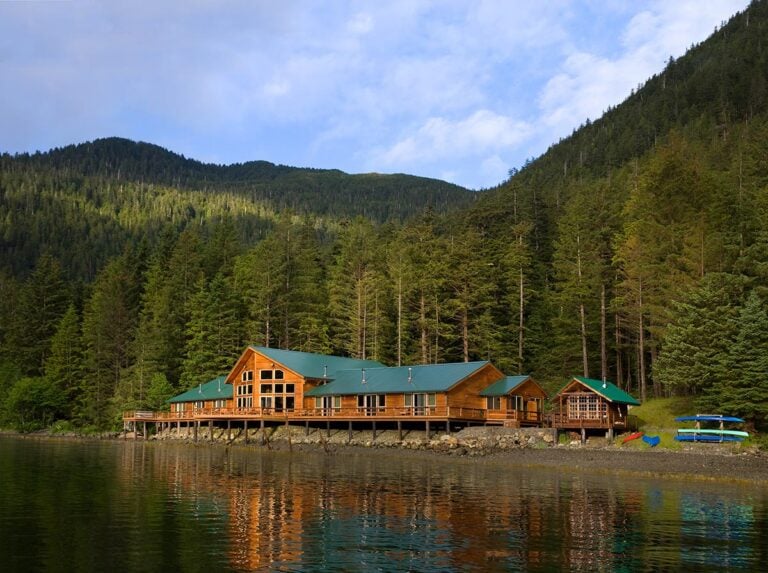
[622,431,643,444]
[674,415,745,423]
[674,434,744,443]
[677,428,749,438]
[642,435,660,447]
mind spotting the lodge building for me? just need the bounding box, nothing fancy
[124,346,638,440]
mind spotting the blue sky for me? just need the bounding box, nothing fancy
[0,0,749,190]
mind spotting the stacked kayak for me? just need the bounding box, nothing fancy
[674,415,748,443]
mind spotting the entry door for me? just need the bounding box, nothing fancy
[525,399,539,421]
[321,396,333,416]
[413,393,426,415]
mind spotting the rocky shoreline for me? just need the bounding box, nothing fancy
[7,425,768,483]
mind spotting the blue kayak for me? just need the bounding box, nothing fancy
[674,415,745,423]
[642,435,660,447]
[674,434,744,443]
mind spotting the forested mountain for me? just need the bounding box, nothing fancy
[3,1,768,432]
[0,137,474,278]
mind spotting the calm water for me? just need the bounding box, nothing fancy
[0,437,766,572]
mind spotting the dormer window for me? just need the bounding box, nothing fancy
[260,369,284,380]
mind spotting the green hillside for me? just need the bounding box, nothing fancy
[0,137,474,278]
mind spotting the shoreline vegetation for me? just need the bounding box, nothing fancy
[4,425,768,485]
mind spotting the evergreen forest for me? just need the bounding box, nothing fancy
[2,1,768,432]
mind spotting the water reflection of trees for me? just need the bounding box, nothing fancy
[121,444,763,572]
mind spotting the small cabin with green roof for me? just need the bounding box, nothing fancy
[479,375,547,426]
[552,376,640,432]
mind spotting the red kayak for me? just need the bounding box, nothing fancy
[622,431,644,444]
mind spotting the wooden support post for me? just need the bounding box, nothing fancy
[425,420,430,440]
[177,420,181,436]
[209,420,213,442]
[348,421,353,443]
[327,421,331,437]
[305,421,309,436]
[143,421,148,441]
[194,421,198,443]
[581,428,586,444]
[244,420,249,444]
[606,428,614,441]
[445,420,450,435]
[260,419,265,445]
[372,421,377,442]
[397,420,402,441]
[227,420,231,441]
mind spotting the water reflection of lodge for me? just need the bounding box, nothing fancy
[123,347,640,438]
[118,442,650,571]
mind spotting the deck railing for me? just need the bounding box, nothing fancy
[124,405,487,422]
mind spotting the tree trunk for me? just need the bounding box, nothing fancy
[600,283,607,382]
[420,293,428,364]
[462,308,469,363]
[614,310,623,389]
[397,275,402,366]
[638,277,647,402]
[518,266,524,373]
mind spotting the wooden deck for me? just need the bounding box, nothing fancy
[124,405,488,424]
[548,412,634,430]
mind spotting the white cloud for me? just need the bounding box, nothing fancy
[537,0,747,141]
[375,110,532,167]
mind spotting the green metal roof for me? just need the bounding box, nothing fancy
[305,361,491,396]
[168,376,231,403]
[569,376,641,405]
[250,346,384,379]
[479,375,531,396]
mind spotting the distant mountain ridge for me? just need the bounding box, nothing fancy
[6,137,475,216]
[0,137,476,279]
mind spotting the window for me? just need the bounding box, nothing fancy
[194,401,204,409]
[174,403,183,412]
[567,394,607,420]
[237,384,253,396]
[237,396,253,408]
[242,370,253,382]
[214,399,226,408]
[259,378,295,412]
[404,393,436,413]
[487,396,501,410]
[357,394,385,414]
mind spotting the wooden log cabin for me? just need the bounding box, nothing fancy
[550,376,640,439]
[123,346,553,438]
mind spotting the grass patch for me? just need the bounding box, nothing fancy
[630,396,694,431]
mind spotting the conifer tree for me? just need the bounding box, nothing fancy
[654,273,742,398]
[43,304,83,418]
[7,255,70,375]
[79,253,141,427]
[179,273,242,389]
[718,291,768,427]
